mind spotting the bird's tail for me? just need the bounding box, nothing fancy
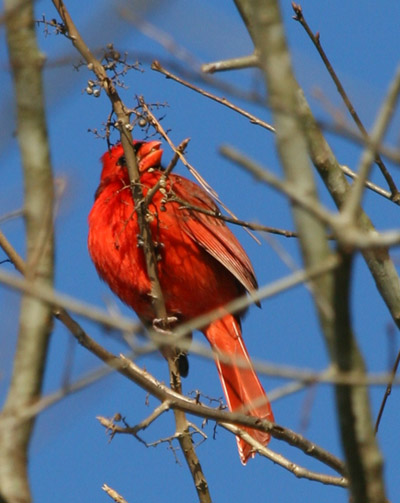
[204,315,274,464]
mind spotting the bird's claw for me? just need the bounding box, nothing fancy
[152,316,178,333]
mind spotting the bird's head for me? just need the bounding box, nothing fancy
[100,140,163,181]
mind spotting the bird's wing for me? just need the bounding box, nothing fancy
[169,175,258,295]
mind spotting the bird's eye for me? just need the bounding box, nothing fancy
[117,143,144,166]
[116,155,126,166]
[134,142,144,153]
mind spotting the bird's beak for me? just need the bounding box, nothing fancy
[137,141,163,171]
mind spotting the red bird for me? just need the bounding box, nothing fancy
[88,140,274,463]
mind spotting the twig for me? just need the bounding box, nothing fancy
[318,119,400,166]
[102,484,128,503]
[172,253,340,347]
[167,192,298,237]
[138,97,261,245]
[0,362,117,426]
[152,60,275,132]
[97,402,170,439]
[375,348,400,433]
[54,323,347,480]
[0,208,24,224]
[144,137,191,206]
[52,0,169,324]
[139,96,218,199]
[202,53,259,73]
[221,423,347,487]
[0,266,142,333]
[166,354,211,503]
[221,144,400,250]
[119,8,202,69]
[292,2,400,201]
[339,165,396,203]
[220,144,334,226]
[340,63,400,221]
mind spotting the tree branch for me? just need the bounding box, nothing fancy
[292,2,400,201]
[234,1,387,501]
[0,1,54,502]
[152,60,275,132]
[50,3,210,500]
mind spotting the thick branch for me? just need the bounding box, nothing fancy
[297,91,400,328]
[234,0,387,501]
[0,1,54,502]
[333,253,385,501]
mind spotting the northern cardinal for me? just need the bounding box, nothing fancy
[88,140,274,463]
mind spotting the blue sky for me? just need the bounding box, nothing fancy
[1,1,400,502]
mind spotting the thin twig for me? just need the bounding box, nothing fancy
[139,97,261,245]
[0,266,142,333]
[144,137,191,206]
[220,144,334,226]
[102,484,129,503]
[318,119,400,166]
[221,423,347,487]
[202,53,259,73]
[292,2,400,201]
[152,60,275,132]
[0,362,117,425]
[375,348,400,433]
[339,165,396,203]
[0,208,24,224]
[340,63,400,222]
[97,402,170,439]
[168,193,299,237]
[221,144,400,250]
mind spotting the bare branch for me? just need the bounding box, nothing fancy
[103,484,129,503]
[97,402,171,439]
[0,1,54,502]
[138,97,261,245]
[51,0,168,323]
[235,1,387,500]
[220,144,334,226]
[152,60,275,132]
[339,165,396,203]
[296,89,400,330]
[0,266,142,333]
[341,64,400,221]
[202,53,259,73]
[375,346,400,434]
[292,2,400,200]
[221,423,347,487]
[50,4,211,501]
[57,324,347,479]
